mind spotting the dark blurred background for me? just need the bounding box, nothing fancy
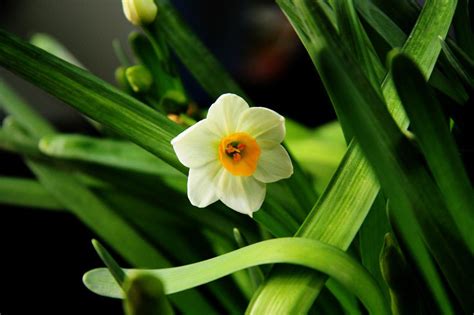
[0,1,333,314]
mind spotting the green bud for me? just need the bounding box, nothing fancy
[122,0,158,26]
[125,65,154,93]
[123,272,174,315]
[115,66,133,92]
[380,233,424,315]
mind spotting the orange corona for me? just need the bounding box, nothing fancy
[218,132,261,176]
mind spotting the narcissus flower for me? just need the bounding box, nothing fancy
[171,93,293,216]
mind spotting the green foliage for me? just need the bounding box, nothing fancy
[0,0,472,314]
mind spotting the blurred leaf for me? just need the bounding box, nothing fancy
[0,126,41,157]
[129,32,187,110]
[0,177,63,211]
[285,120,346,193]
[29,159,170,267]
[84,238,390,315]
[0,78,55,138]
[123,272,175,315]
[30,33,83,68]
[39,134,184,177]
[147,0,248,100]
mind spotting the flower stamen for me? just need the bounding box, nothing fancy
[218,133,260,176]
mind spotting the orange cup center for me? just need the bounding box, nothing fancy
[218,132,260,176]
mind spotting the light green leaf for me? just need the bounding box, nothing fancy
[0,177,63,211]
[30,33,83,68]
[84,238,390,315]
[39,134,184,177]
[0,78,55,138]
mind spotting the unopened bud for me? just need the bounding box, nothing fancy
[122,0,158,26]
[125,65,154,93]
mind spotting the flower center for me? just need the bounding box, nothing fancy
[218,132,260,176]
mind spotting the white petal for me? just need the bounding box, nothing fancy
[253,145,293,183]
[207,93,250,135]
[237,107,286,148]
[187,162,222,208]
[216,172,266,216]
[171,120,220,168]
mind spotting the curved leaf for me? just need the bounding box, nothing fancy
[84,238,389,315]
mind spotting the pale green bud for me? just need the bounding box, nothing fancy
[125,65,154,93]
[122,0,158,26]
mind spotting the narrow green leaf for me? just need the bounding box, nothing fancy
[0,126,41,157]
[233,228,264,293]
[0,78,55,137]
[0,29,186,172]
[354,0,406,48]
[113,39,131,67]
[0,177,63,210]
[92,239,127,286]
[333,0,385,90]
[325,279,362,315]
[29,159,170,267]
[249,0,457,313]
[30,33,83,68]
[38,134,184,177]
[453,0,474,57]
[84,238,390,315]
[123,272,175,315]
[358,195,390,298]
[391,54,474,251]
[129,32,187,109]
[440,38,474,86]
[365,0,419,34]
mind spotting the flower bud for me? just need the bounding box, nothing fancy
[125,65,154,93]
[122,0,158,26]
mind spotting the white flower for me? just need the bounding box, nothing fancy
[171,93,293,216]
[122,0,158,26]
